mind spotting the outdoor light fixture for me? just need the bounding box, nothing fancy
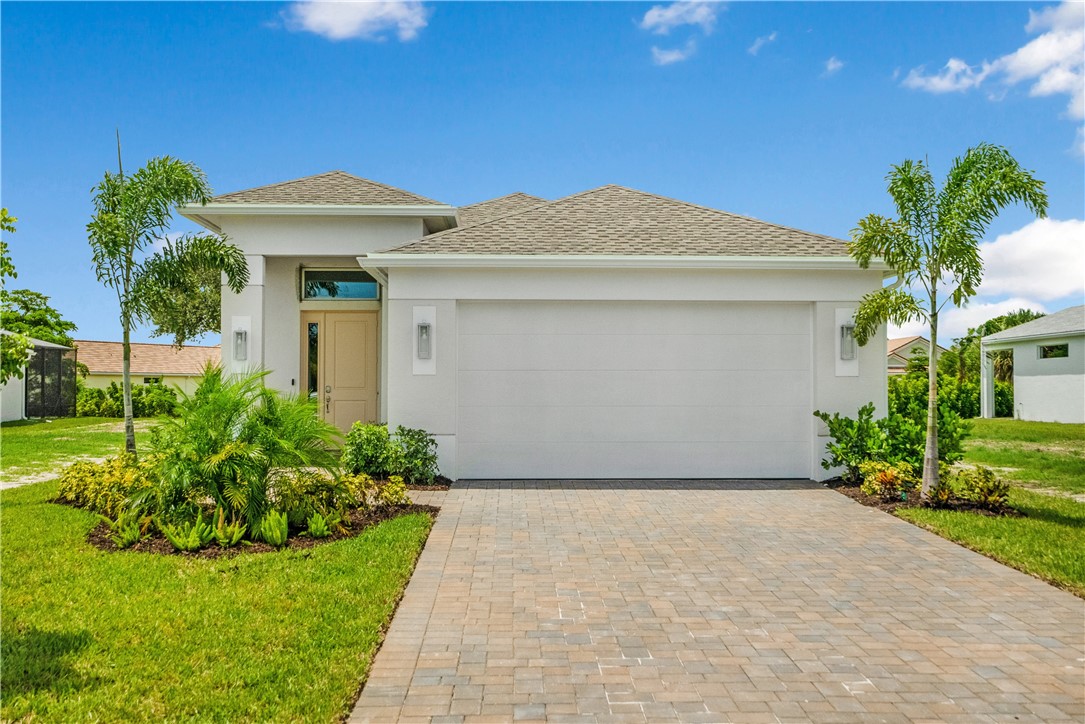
[840,323,856,361]
[417,322,432,360]
[234,329,248,361]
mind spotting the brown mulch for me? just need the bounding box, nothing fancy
[824,478,1020,518]
[406,475,454,491]
[85,504,440,558]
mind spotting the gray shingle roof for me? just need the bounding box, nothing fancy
[213,170,446,206]
[457,193,547,227]
[382,185,849,256]
[983,305,1085,342]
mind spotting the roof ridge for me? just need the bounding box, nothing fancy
[214,170,444,205]
[458,192,545,211]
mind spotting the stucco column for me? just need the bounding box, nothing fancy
[979,343,995,418]
[221,254,265,375]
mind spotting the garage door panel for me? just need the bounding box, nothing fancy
[459,370,809,408]
[458,441,810,479]
[459,301,810,336]
[459,405,810,444]
[459,333,809,372]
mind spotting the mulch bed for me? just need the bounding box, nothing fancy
[823,478,1019,518]
[84,504,440,558]
[407,475,454,492]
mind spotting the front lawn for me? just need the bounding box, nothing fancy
[963,418,1085,494]
[0,479,433,721]
[898,487,1085,597]
[1,417,145,480]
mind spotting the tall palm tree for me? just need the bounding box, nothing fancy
[87,152,248,454]
[850,144,1047,497]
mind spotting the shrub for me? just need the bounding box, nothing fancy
[270,469,352,528]
[306,512,330,539]
[161,515,215,552]
[76,382,178,418]
[57,455,154,518]
[375,475,410,508]
[341,423,440,486]
[926,468,957,508]
[100,511,148,549]
[957,466,1010,511]
[146,367,340,533]
[259,511,289,548]
[858,460,920,501]
[212,507,247,548]
[813,404,884,483]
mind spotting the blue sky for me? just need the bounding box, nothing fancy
[2,1,1083,345]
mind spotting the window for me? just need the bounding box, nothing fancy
[143,377,161,384]
[1039,344,1069,359]
[302,269,379,300]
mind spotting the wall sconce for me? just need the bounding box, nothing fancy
[840,323,856,361]
[233,329,248,361]
[417,322,432,360]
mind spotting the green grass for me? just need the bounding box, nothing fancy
[0,480,433,722]
[898,487,1085,597]
[963,418,1085,494]
[1,418,137,479]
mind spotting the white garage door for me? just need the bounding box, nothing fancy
[456,301,812,479]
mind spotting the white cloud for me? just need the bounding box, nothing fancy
[902,1,1084,144]
[747,31,777,56]
[640,1,721,36]
[823,56,844,76]
[652,40,697,66]
[284,1,429,42]
[978,218,1085,301]
[889,298,1052,342]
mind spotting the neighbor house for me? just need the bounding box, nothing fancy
[180,171,889,480]
[74,340,220,395]
[887,335,947,375]
[980,304,1085,424]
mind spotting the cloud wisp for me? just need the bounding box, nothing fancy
[640,1,722,65]
[283,1,430,42]
[902,1,1084,152]
[747,31,777,56]
[823,56,844,76]
[652,40,698,66]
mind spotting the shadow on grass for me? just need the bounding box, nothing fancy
[1011,504,1085,529]
[0,624,98,696]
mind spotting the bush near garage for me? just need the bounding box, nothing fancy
[342,423,440,486]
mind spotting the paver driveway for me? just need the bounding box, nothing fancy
[351,481,1084,723]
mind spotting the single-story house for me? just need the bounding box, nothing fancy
[0,332,76,422]
[74,340,220,395]
[887,335,947,375]
[980,304,1085,424]
[180,171,888,480]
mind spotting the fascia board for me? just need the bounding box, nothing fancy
[361,254,885,271]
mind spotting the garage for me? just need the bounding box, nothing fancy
[456,300,813,479]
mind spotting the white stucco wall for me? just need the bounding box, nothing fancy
[83,373,203,395]
[1008,335,1085,423]
[1,373,26,422]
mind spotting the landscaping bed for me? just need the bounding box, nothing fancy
[825,477,1020,518]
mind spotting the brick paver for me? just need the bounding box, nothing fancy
[351,481,1085,723]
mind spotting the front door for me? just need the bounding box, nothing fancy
[301,311,379,432]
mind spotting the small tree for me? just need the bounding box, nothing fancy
[849,144,1047,497]
[0,208,33,384]
[0,289,78,347]
[87,153,248,455]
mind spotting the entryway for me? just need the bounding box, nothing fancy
[301,311,379,432]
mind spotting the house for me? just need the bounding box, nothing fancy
[0,332,77,422]
[180,171,888,480]
[887,336,947,375]
[980,305,1085,424]
[74,340,220,394]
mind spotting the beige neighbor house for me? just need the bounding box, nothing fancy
[74,340,220,395]
[179,171,890,481]
[980,305,1085,424]
[887,336,948,375]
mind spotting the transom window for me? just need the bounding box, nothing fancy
[1039,343,1069,359]
[302,269,379,300]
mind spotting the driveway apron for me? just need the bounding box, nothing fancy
[350,481,1084,723]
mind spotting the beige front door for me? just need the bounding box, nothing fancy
[301,311,379,432]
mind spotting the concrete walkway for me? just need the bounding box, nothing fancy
[351,481,1084,723]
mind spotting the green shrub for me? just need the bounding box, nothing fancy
[813,403,884,483]
[211,507,247,548]
[161,514,214,552]
[270,469,352,528]
[259,511,289,548]
[306,512,331,539]
[57,455,155,518]
[100,511,147,549]
[76,382,178,418]
[927,466,957,508]
[341,423,440,485]
[375,476,410,508]
[858,460,920,501]
[146,367,340,533]
[888,371,1013,420]
[957,466,1010,510]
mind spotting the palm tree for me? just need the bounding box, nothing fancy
[850,144,1047,497]
[87,152,248,454]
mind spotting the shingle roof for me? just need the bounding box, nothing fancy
[74,340,221,376]
[983,305,1085,342]
[381,185,849,256]
[887,336,924,355]
[457,193,547,227]
[213,170,446,206]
